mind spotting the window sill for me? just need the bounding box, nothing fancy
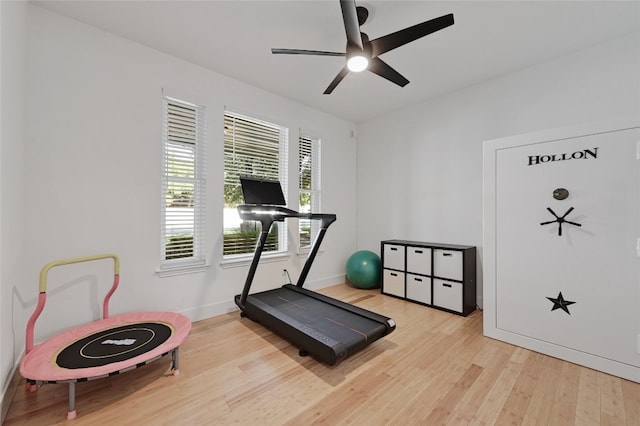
[156,262,209,278]
[220,252,290,269]
[296,248,323,258]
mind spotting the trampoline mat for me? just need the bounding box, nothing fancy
[56,322,173,369]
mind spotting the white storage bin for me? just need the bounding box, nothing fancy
[433,249,463,281]
[406,247,431,275]
[383,269,405,298]
[433,279,463,313]
[383,244,405,270]
[406,273,431,304]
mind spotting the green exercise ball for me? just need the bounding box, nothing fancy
[346,250,381,289]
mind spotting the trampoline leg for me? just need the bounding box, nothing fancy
[67,382,77,420]
[171,348,180,375]
[25,379,38,392]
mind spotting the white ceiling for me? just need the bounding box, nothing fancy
[32,1,640,123]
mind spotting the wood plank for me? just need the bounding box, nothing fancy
[468,347,530,424]
[448,345,514,423]
[547,361,581,425]
[521,354,563,425]
[575,367,601,426]
[621,378,640,425]
[494,350,545,424]
[599,370,628,425]
[423,363,484,424]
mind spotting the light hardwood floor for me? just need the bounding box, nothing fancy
[5,284,640,425]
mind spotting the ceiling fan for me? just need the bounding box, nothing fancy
[271,0,454,94]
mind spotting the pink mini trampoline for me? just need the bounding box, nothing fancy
[19,254,191,420]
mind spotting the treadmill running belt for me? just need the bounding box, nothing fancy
[243,286,391,365]
[253,288,384,346]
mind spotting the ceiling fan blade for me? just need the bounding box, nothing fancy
[340,0,363,51]
[368,57,409,87]
[323,66,350,94]
[271,48,345,57]
[369,13,454,57]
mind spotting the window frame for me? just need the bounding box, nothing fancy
[159,96,207,275]
[222,110,289,260]
[298,133,321,250]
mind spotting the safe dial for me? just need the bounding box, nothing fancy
[553,188,569,200]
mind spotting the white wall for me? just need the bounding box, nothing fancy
[1,0,28,409]
[16,5,357,354]
[356,32,640,308]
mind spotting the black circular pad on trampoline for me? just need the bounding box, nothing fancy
[56,322,173,369]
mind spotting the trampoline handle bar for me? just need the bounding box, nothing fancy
[26,254,120,354]
[38,254,120,293]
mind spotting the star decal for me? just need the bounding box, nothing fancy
[546,292,575,315]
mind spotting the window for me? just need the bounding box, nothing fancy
[298,134,321,248]
[160,97,206,271]
[223,111,289,257]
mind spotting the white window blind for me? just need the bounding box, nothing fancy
[298,134,321,248]
[160,97,206,269]
[223,111,288,257]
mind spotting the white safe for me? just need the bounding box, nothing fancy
[483,117,640,383]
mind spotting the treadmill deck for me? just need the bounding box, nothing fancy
[241,285,394,365]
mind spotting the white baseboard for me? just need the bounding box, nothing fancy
[298,274,345,291]
[179,274,346,323]
[179,299,239,323]
[1,363,22,424]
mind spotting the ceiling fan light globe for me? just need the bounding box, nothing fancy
[347,55,368,72]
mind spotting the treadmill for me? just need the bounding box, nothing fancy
[234,176,396,366]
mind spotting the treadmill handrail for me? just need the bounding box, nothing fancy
[237,204,336,224]
[235,204,337,310]
[237,204,297,221]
